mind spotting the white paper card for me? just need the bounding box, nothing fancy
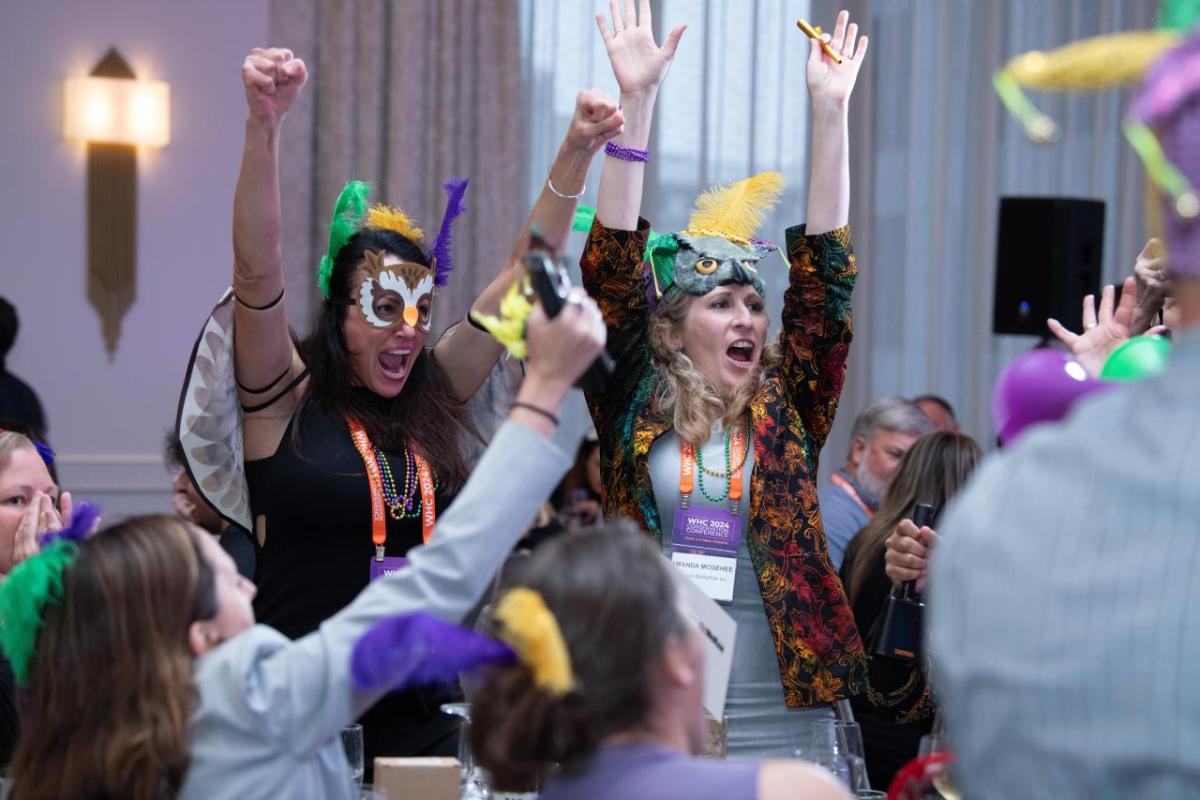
[671,551,737,603]
[664,555,737,717]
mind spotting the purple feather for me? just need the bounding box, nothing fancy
[38,500,101,548]
[350,611,515,692]
[429,177,469,287]
[33,440,55,468]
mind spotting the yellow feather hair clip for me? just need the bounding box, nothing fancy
[366,203,425,242]
[469,279,534,359]
[684,171,785,244]
[493,587,574,696]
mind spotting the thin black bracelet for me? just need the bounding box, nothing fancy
[234,286,285,311]
[511,401,559,427]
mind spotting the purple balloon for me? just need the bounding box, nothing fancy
[992,349,1113,446]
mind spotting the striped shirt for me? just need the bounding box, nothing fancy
[929,329,1200,800]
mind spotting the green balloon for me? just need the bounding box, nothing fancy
[1100,335,1173,381]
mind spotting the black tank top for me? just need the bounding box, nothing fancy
[246,389,458,763]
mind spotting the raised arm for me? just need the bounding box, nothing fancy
[433,91,622,401]
[593,0,685,230]
[780,12,868,451]
[231,49,307,400]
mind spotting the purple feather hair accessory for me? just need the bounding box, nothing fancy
[33,441,54,468]
[350,611,515,692]
[38,500,100,548]
[429,177,469,287]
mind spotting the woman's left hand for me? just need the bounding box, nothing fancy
[11,491,60,566]
[563,89,626,154]
[806,10,869,108]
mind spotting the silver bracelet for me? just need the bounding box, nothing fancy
[547,172,585,200]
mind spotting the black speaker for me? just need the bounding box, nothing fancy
[992,197,1105,336]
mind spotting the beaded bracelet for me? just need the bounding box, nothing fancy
[547,173,586,200]
[604,141,649,163]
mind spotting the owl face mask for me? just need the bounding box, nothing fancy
[355,249,435,333]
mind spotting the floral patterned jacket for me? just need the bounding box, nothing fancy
[580,218,869,707]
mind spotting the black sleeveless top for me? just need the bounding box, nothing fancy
[246,389,458,764]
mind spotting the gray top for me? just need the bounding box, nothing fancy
[540,742,759,800]
[181,421,568,800]
[929,330,1200,800]
[816,468,874,569]
[649,422,755,544]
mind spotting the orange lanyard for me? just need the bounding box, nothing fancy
[347,418,436,558]
[679,422,748,514]
[830,473,874,519]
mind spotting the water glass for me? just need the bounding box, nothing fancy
[808,719,868,792]
[340,723,365,790]
[440,702,490,800]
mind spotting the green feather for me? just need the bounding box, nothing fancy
[1160,0,1200,30]
[0,541,78,685]
[644,231,680,299]
[318,180,372,299]
[572,205,597,232]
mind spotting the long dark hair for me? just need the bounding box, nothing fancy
[10,516,218,800]
[470,521,689,791]
[296,228,478,491]
[841,432,982,605]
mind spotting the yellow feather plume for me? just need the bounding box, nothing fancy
[366,203,425,242]
[684,171,785,243]
[469,279,533,359]
[1005,30,1180,90]
[494,587,574,696]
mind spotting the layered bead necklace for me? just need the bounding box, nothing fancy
[692,413,751,504]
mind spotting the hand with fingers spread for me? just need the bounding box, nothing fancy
[564,89,625,154]
[805,9,870,109]
[242,47,308,127]
[884,519,937,593]
[1047,276,1166,378]
[1131,238,1170,335]
[595,0,686,98]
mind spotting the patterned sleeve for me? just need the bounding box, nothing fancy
[779,224,857,453]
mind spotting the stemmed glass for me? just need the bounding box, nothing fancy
[806,719,868,793]
[340,723,364,791]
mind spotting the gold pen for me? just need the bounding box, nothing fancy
[796,18,843,64]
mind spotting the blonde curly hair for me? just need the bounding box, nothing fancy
[647,291,780,445]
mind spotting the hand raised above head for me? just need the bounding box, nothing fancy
[1047,276,1161,377]
[595,0,686,97]
[805,9,869,109]
[564,89,625,154]
[242,47,308,126]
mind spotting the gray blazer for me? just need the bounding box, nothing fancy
[181,420,568,800]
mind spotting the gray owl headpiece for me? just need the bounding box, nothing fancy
[643,171,785,311]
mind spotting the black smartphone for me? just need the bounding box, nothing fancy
[522,250,613,394]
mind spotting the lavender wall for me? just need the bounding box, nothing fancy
[0,1,269,518]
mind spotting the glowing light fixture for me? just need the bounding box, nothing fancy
[63,75,170,147]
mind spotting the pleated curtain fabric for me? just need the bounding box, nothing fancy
[811,0,1157,466]
[270,0,523,334]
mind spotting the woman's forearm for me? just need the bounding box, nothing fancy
[804,100,850,237]
[595,90,657,231]
[232,118,285,301]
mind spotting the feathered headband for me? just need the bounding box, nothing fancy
[348,588,574,698]
[317,177,470,299]
[0,501,101,684]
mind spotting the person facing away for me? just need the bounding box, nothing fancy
[470,521,850,800]
[912,394,959,433]
[817,396,934,569]
[0,298,47,442]
[925,30,1200,799]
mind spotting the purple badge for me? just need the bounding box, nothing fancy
[370,556,409,582]
[672,506,742,557]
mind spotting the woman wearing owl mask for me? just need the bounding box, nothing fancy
[581,4,871,756]
[174,48,623,770]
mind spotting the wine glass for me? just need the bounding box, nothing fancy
[340,723,364,790]
[918,730,959,800]
[809,719,868,792]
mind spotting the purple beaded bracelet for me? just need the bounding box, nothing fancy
[604,141,649,163]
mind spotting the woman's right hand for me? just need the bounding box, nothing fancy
[524,288,607,392]
[884,519,937,592]
[242,47,308,127]
[595,0,686,98]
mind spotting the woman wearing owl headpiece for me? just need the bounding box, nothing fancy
[176,47,623,768]
[580,4,870,756]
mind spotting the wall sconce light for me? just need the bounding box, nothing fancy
[64,48,171,358]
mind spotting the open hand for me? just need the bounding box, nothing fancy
[242,47,308,126]
[564,90,625,154]
[1047,276,1166,377]
[596,0,686,98]
[806,10,869,108]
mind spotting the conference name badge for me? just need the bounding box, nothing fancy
[670,505,742,604]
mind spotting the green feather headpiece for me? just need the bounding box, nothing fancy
[0,540,78,684]
[317,180,372,299]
